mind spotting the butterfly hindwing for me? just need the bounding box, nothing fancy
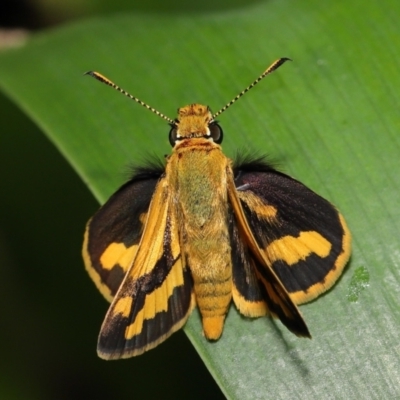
[233,157,351,306]
[229,211,268,317]
[97,178,195,359]
[82,165,163,301]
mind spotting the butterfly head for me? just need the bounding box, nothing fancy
[168,104,223,146]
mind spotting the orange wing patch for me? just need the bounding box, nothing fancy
[266,231,331,266]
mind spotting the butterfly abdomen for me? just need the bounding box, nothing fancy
[169,139,233,340]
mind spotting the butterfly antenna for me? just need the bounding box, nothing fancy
[85,71,174,124]
[212,57,292,119]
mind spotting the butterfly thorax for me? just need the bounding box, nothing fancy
[166,136,233,340]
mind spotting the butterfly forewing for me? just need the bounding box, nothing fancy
[83,173,161,301]
[97,178,195,359]
[233,158,351,305]
[227,167,312,337]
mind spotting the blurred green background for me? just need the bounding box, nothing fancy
[1,0,400,399]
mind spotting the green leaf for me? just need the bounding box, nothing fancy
[1,0,400,398]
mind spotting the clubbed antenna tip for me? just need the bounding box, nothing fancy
[212,57,292,119]
[85,71,174,124]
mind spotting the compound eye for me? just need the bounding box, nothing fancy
[169,126,179,146]
[209,122,223,144]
